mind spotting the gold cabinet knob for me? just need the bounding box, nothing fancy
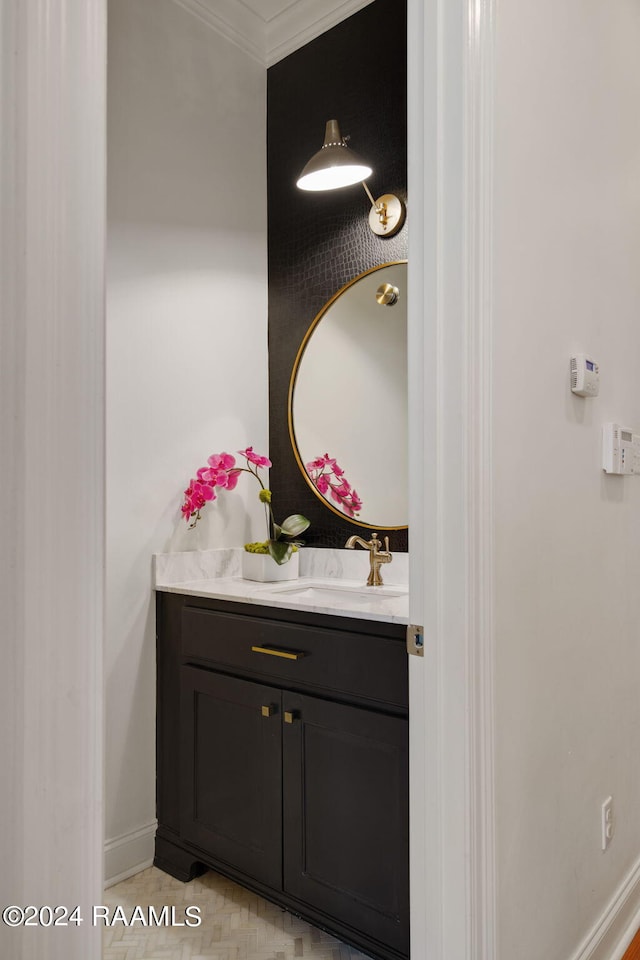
[261,705,275,718]
[284,711,297,724]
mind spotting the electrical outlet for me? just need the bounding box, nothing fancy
[601,796,614,851]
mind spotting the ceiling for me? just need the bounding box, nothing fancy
[172,0,374,66]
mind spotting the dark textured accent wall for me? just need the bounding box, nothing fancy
[267,0,408,551]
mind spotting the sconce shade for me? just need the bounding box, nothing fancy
[296,119,372,191]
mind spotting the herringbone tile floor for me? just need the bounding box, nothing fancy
[102,866,373,960]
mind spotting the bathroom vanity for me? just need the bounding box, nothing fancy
[154,567,409,960]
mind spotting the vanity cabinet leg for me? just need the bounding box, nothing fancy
[154,834,207,882]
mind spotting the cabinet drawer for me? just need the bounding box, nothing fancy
[181,605,407,709]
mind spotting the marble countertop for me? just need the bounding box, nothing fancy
[154,548,409,625]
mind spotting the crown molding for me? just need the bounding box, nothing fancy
[170,0,266,64]
[266,0,374,67]
[169,0,374,68]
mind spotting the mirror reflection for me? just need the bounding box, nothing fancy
[289,261,408,530]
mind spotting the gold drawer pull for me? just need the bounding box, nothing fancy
[251,645,305,661]
[284,711,297,724]
[261,705,275,718]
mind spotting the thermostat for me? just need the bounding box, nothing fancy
[570,354,600,397]
[602,423,640,475]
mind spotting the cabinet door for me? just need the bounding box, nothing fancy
[282,693,409,955]
[180,666,282,889]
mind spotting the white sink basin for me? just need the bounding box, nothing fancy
[267,580,407,605]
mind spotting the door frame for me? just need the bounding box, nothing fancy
[1,1,106,958]
[1,0,497,958]
[407,0,497,958]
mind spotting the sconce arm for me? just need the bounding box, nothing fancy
[362,180,377,207]
[361,181,405,237]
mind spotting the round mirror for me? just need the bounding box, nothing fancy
[288,261,407,530]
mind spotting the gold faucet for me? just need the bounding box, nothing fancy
[344,532,393,586]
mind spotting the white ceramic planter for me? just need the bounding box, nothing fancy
[241,550,299,582]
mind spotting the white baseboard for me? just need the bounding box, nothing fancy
[104,820,157,889]
[570,855,640,960]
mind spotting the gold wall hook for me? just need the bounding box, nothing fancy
[376,282,400,306]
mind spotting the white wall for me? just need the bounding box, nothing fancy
[107,0,267,882]
[493,2,640,957]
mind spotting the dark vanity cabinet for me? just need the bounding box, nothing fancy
[155,592,409,960]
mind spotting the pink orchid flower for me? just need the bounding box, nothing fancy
[333,484,361,517]
[315,453,338,470]
[306,456,328,472]
[209,469,239,490]
[208,452,236,472]
[305,452,362,519]
[196,467,217,484]
[181,445,309,545]
[187,479,216,508]
[182,447,269,527]
[238,446,272,469]
[224,469,241,491]
[181,447,255,527]
[214,471,232,487]
[197,452,239,490]
[182,478,216,523]
[316,474,330,495]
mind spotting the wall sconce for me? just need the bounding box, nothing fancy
[296,119,405,238]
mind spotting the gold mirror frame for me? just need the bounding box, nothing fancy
[287,260,408,531]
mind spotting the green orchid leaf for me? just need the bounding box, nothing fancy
[267,539,293,565]
[279,514,311,537]
[272,522,282,540]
